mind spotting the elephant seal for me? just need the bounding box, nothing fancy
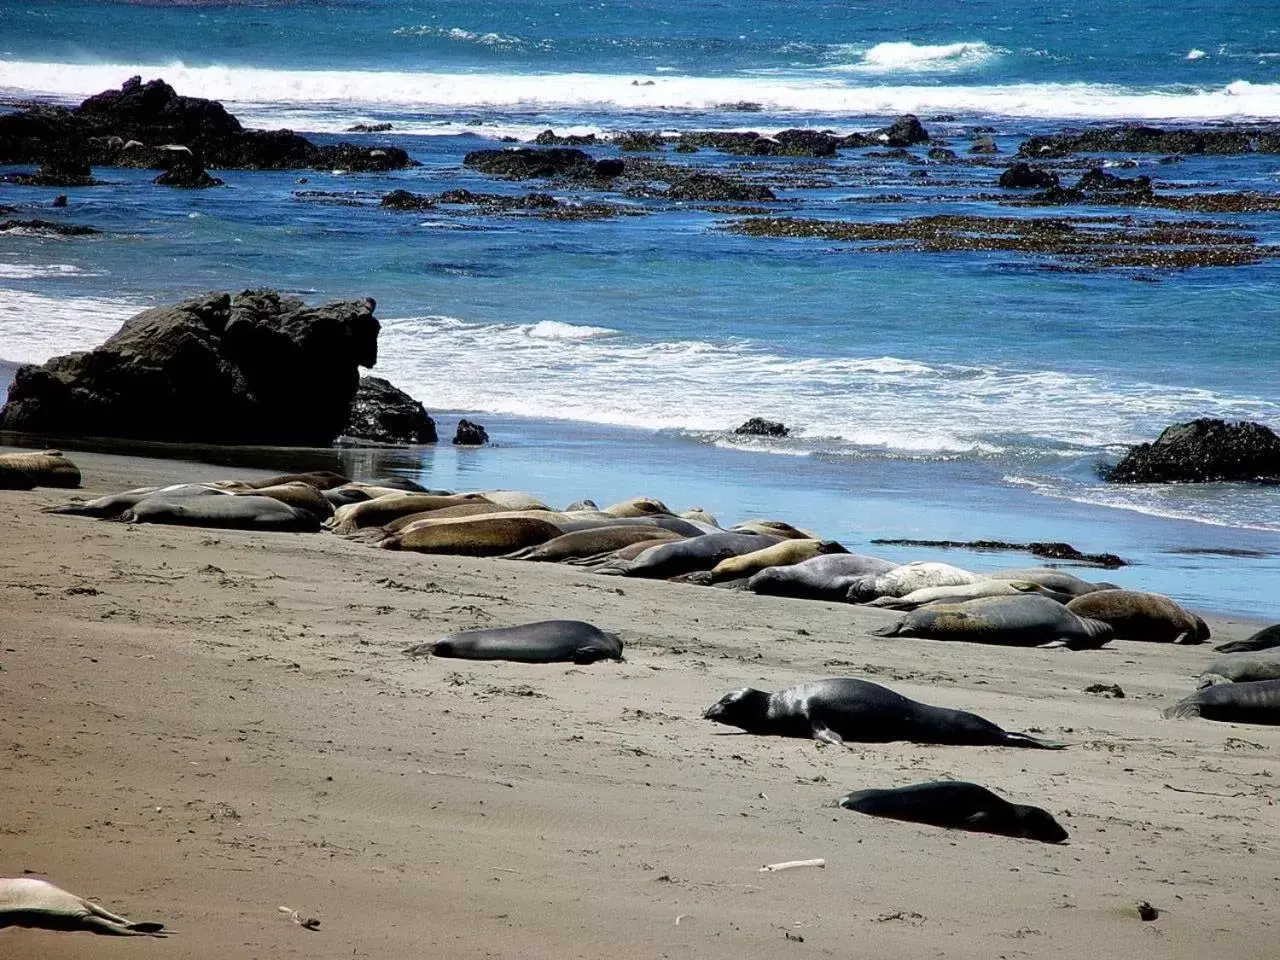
[379,516,561,555]
[988,567,1117,597]
[691,538,847,585]
[0,450,81,489]
[598,532,781,578]
[504,524,685,562]
[602,497,670,518]
[838,782,1068,844]
[567,537,680,567]
[867,579,1067,611]
[471,490,550,511]
[404,620,623,664]
[1164,679,1280,724]
[731,520,815,540]
[1196,650,1280,687]
[238,481,334,520]
[681,507,719,527]
[873,594,1113,649]
[44,483,229,518]
[847,562,983,603]
[746,553,898,601]
[1065,590,1209,644]
[329,492,491,534]
[365,502,512,538]
[1214,623,1280,654]
[564,499,598,511]
[0,877,168,937]
[553,515,713,537]
[121,495,321,532]
[703,677,1064,748]
[245,470,349,491]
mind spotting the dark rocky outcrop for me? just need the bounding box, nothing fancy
[2,152,101,187]
[151,148,223,188]
[998,163,1060,189]
[592,158,625,178]
[969,135,999,154]
[873,114,930,147]
[1105,419,1280,484]
[0,289,379,446]
[716,101,764,112]
[533,129,597,146]
[1017,124,1272,158]
[462,147,597,179]
[380,189,436,210]
[665,173,776,202]
[1077,167,1152,195]
[0,76,413,172]
[734,417,789,438]
[613,131,666,152]
[453,419,489,445]
[343,376,437,445]
[347,122,394,133]
[0,219,99,236]
[675,129,838,158]
[870,537,1126,568]
[927,147,958,161]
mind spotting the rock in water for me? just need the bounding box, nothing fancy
[0,290,379,445]
[152,149,222,188]
[462,147,597,179]
[453,419,489,445]
[998,163,1059,189]
[875,114,930,147]
[344,376,437,444]
[735,417,789,437]
[1106,419,1280,483]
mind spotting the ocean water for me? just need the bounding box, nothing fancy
[2,0,1279,617]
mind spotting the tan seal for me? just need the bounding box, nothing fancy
[0,450,81,489]
[504,524,685,561]
[696,538,847,584]
[1065,589,1209,644]
[329,492,491,534]
[379,515,563,555]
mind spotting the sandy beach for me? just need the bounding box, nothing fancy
[1,448,1277,959]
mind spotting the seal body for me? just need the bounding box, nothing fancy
[0,878,167,936]
[867,579,1062,611]
[1065,590,1208,644]
[1164,679,1280,724]
[747,553,898,601]
[405,620,623,664]
[847,562,983,603]
[601,497,670,518]
[1215,623,1280,654]
[988,567,1116,597]
[1196,651,1280,687]
[330,493,491,534]
[245,470,349,491]
[239,481,334,520]
[838,782,1068,844]
[121,495,320,531]
[874,594,1113,649]
[379,516,562,555]
[0,450,81,489]
[44,483,228,518]
[703,678,1064,748]
[504,525,684,562]
[730,519,815,540]
[608,532,780,579]
[697,538,845,584]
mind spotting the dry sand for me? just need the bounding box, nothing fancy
[1,449,1277,959]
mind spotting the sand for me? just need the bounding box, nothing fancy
[1,449,1277,959]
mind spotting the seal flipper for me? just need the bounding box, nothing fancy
[1163,697,1202,719]
[870,622,902,637]
[1000,731,1068,750]
[810,720,844,746]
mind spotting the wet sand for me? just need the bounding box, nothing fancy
[1,450,1276,959]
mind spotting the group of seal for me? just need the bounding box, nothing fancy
[1163,623,1280,724]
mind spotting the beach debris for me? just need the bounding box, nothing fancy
[1085,683,1126,698]
[278,905,321,930]
[1137,901,1159,921]
[759,859,826,873]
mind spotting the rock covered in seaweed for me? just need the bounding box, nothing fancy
[1105,419,1280,484]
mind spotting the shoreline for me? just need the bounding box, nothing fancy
[1,448,1276,959]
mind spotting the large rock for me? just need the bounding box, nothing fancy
[344,376,437,444]
[998,163,1059,189]
[0,290,379,445]
[462,147,597,179]
[0,76,412,171]
[1017,124,1266,159]
[874,115,930,147]
[665,173,776,202]
[1106,419,1280,483]
[734,417,789,438]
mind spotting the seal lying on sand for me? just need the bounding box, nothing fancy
[0,878,167,936]
[1164,679,1280,724]
[44,483,229,518]
[244,470,349,491]
[847,562,984,603]
[329,493,491,534]
[602,497,670,518]
[379,516,562,555]
[689,538,847,585]
[703,678,1065,748]
[746,553,897,601]
[731,520,815,540]
[503,525,685,562]
[1214,623,1280,654]
[867,579,1064,611]
[596,532,780,578]
[404,620,623,664]
[1196,650,1280,687]
[838,782,1068,844]
[988,567,1117,597]
[0,450,81,489]
[237,481,334,521]
[1065,589,1209,644]
[121,494,320,531]
[873,595,1113,649]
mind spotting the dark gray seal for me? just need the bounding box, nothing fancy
[44,483,228,518]
[120,495,320,531]
[1164,679,1280,724]
[703,678,1064,748]
[598,532,780,578]
[1196,650,1280,687]
[404,620,623,664]
[1215,623,1280,653]
[873,594,1113,649]
[838,781,1069,844]
[746,553,898,601]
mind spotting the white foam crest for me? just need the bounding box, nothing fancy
[373,315,1280,455]
[829,41,1004,74]
[0,263,91,279]
[0,289,142,364]
[392,25,531,48]
[5,60,1280,122]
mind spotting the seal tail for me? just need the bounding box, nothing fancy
[870,621,903,637]
[1002,732,1068,750]
[377,536,403,551]
[42,503,96,515]
[502,546,538,561]
[1163,698,1202,720]
[1071,617,1114,649]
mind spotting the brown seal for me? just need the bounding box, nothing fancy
[0,450,81,489]
[504,524,685,561]
[378,516,562,555]
[1065,589,1209,644]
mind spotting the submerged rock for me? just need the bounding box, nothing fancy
[151,148,223,187]
[613,131,666,152]
[1018,124,1266,158]
[998,163,1060,189]
[344,376,437,444]
[0,218,99,236]
[665,173,776,202]
[0,289,379,445]
[1105,419,1280,484]
[874,114,930,147]
[462,147,597,179]
[453,419,490,445]
[734,417,790,438]
[969,135,999,154]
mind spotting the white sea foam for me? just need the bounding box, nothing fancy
[827,41,1004,74]
[393,25,531,48]
[4,59,1280,124]
[1186,49,1208,61]
[371,314,1280,456]
[0,263,90,279]
[0,289,143,365]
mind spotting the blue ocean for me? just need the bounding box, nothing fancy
[2,0,1279,615]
